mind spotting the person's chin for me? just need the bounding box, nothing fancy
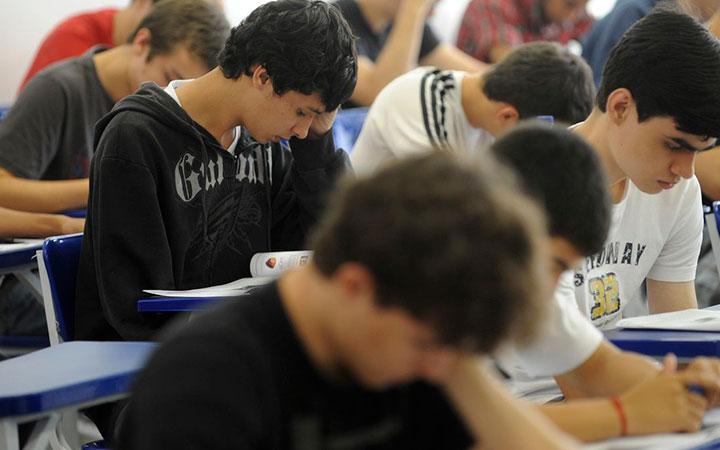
[268,135,288,144]
[634,181,665,195]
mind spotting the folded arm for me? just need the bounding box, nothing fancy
[0,167,88,212]
[0,205,84,238]
[350,0,434,106]
[444,356,580,450]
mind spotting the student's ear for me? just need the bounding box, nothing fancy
[333,262,377,308]
[606,88,635,125]
[496,104,520,131]
[251,65,272,91]
[130,28,152,60]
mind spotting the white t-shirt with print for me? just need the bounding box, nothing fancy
[570,176,703,330]
[495,271,604,378]
[350,68,493,175]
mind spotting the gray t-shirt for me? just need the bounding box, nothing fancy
[0,46,114,180]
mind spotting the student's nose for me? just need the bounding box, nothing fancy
[670,151,696,179]
[292,116,314,140]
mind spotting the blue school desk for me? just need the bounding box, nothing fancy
[62,209,86,218]
[137,295,231,312]
[607,328,720,359]
[0,341,155,449]
[607,304,720,359]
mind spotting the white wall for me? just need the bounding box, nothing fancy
[1,1,125,106]
[0,0,269,106]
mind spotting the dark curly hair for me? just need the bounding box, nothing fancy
[310,153,550,353]
[218,0,357,111]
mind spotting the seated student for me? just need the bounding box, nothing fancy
[350,41,594,175]
[0,0,228,338]
[456,0,592,63]
[582,0,717,86]
[0,0,229,214]
[490,123,720,441]
[569,9,720,329]
[74,0,358,342]
[18,0,157,92]
[117,152,580,450]
[492,13,720,440]
[332,0,488,107]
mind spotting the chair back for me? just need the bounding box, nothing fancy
[38,233,83,345]
[332,107,368,154]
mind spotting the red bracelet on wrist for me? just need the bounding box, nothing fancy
[611,396,628,436]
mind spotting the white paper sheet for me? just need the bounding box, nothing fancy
[616,309,720,332]
[143,277,273,298]
[585,408,720,450]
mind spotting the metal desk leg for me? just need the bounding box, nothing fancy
[23,414,57,450]
[0,417,20,450]
[14,269,43,304]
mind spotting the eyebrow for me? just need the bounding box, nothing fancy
[307,107,324,115]
[667,137,716,152]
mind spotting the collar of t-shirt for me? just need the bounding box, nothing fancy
[164,79,240,155]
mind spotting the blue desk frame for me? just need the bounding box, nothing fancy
[607,328,720,359]
[0,241,43,299]
[137,296,231,313]
[0,341,155,450]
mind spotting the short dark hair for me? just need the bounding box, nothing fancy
[310,153,549,353]
[218,0,357,111]
[597,9,720,139]
[491,121,611,256]
[128,0,230,70]
[482,42,594,124]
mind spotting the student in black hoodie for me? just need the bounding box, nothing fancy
[75,0,358,342]
[118,152,579,449]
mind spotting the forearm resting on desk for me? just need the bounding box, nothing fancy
[555,340,660,399]
[420,44,490,74]
[540,400,623,442]
[545,354,716,441]
[0,168,88,212]
[444,356,579,450]
[0,206,84,238]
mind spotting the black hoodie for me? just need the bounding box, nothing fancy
[75,83,349,341]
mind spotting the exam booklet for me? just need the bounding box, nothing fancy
[143,250,312,298]
[616,308,720,332]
